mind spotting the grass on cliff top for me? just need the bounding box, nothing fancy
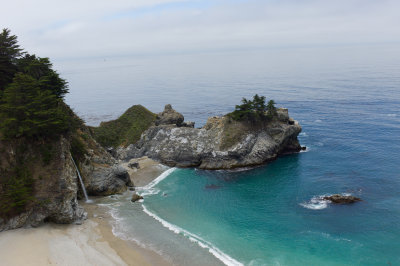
[91,105,157,148]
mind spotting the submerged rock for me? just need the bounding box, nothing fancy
[323,194,362,204]
[119,107,302,169]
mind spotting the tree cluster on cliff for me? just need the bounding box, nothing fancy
[228,94,277,122]
[0,28,71,139]
[0,29,82,218]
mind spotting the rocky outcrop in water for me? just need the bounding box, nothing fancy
[119,106,302,169]
[323,194,362,204]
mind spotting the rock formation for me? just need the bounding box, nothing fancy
[0,137,86,231]
[77,131,132,196]
[0,125,132,231]
[119,105,302,169]
[323,194,362,204]
[131,193,143,202]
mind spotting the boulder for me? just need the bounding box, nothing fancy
[131,193,143,202]
[128,161,139,169]
[155,104,184,126]
[323,194,362,204]
[84,165,132,196]
[182,121,195,128]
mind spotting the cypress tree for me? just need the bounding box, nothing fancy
[0,73,68,138]
[0,28,23,92]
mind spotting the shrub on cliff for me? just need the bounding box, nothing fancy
[228,94,276,122]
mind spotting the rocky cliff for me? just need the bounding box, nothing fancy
[0,124,131,232]
[118,105,302,169]
[0,136,86,231]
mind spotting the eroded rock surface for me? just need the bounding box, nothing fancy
[119,107,302,169]
[0,137,86,232]
[78,130,132,196]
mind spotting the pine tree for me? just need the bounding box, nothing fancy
[0,28,23,92]
[267,100,277,118]
[252,94,266,120]
[17,54,68,99]
[0,73,68,138]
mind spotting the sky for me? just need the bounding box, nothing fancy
[1,0,400,61]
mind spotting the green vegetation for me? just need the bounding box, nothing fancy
[0,28,71,139]
[0,29,84,219]
[91,105,157,148]
[70,135,87,162]
[228,94,277,122]
[0,142,35,218]
[0,165,34,217]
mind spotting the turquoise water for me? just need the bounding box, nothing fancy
[65,46,400,265]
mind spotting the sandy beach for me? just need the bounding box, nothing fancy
[0,157,171,266]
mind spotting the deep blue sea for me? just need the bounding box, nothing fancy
[63,45,400,265]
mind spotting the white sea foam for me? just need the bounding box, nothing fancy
[299,132,308,137]
[300,193,357,210]
[300,195,330,210]
[136,168,176,197]
[142,205,243,266]
[108,207,157,251]
[387,114,397,117]
[314,119,322,123]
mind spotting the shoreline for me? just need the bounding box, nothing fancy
[0,157,172,266]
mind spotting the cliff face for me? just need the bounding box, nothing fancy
[0,137,86,231]
[0,125,131,231]
[75,127,132,196]
[118,106,302,169]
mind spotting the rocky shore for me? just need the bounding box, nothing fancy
[0,103,302,231]
[118,105,302,169]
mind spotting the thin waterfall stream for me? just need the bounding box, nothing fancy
[71,155,90,202]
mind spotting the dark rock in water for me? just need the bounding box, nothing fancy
[129,187,135,191]
[301,146,307,150]
[323,194,362,204]
[131,193,144,202]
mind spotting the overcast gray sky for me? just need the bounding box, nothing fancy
[2,0,399,60]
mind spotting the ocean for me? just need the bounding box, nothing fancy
[63,45,400,265]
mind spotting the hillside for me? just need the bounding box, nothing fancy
[90,105,157,148]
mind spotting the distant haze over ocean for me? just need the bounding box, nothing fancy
[62,44,400,126]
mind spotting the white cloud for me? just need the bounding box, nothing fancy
[1,0,399,60]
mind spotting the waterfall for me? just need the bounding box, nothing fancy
[71,155,90,202]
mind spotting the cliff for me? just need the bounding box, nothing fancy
[0,115,132,231]
[0,136,86,231]
[118,105,302,169]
